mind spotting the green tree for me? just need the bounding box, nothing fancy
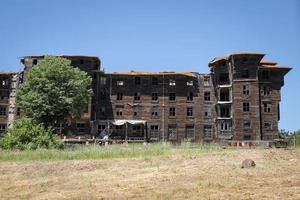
[296,130,300,147]
[16,56,93,126]
[0,117,63,150]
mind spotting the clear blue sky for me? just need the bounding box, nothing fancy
[0,0,299,131]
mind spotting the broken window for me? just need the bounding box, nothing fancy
[243,85,250,96]
[169,79,176,86]
[0,106,6,116]
[186,125,194,139]
[152,92,158,101]
[186,80,193,86]
[134,92,141,101]
[220,88,230,101]
[203,125,213,139]
[168,124,177,140]
[17,107,21,116]
[151,107,158,117]
[261,86,271,96]
[242,69,249,78]
[117,92,123,100]
[220,121,231,131]
[100,77,106,85]
[150,125,159,139]
[117,81,124,86]
[76,123,85,133]
[0,124,6,135]
[116,110,123,116]
[204,106,212,117]
[98,124,106,135]
[264,121,272,130]
[33,59,38,65]
[187,107,193,117]
[187,92,193,101]
[152,77,158,85]
[135,77,141,85]
[220,106,230,118]
[169,107,176,117]
[243,102,250,112]
[204,76,210,86]
[263,103,271,113]
[219,73,229,84]
[262,70,270,79]
[243,120,251,129]
[204,91,211,101]
[169,93,176,101]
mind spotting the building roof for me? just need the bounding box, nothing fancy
[0,72,17,75]
[107,71,198,77]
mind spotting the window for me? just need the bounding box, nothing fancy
[134,92,141,101]
[243,85,250,96]
[117,81,124,86]
[243,135,251,140]
[220,121,231,131]
[169,79,176,86]
[33,59,38,65]
[204,107,211,117]
[17,107,21,116]
[204,76,210,86]
[135,77,141,85]
[187,107,193,117]
[263,70,269,79]
[263,103,271,113]
[152,92,158,101]
[203,125,213,139]
[169,93,176,101]
[100,77,106,85]
[219,73,229,84]
[204,91,211,101]
[150,125,159,139]
[116,110,123,116]
[151,107,158,117]
[0,124,6,134]
[117,93,123,100]
[133,111,137,116]
[0,107,6,116]
[0,80,8,87]
[100,107,106,115]
[168,124,177,140]
[220,88,230,101]
[76,123,85,133]
[186,125,194,139]
[98,124,106,135]
[152,77,158,85]
[169,107,176,117]
[187,92,193,101]
[186,81,193,86]
[264,121,272,130]
[220,106,230,117]
[0,91,8,99]
[242,69,249,78]
[262,86,271,96]
[100,91,106,100]
[243,102,250,112]
[243,120,251,129]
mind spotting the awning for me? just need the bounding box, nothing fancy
[111,120,146,126]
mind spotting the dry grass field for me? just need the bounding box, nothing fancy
[0,147,299,200]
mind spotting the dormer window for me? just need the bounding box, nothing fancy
[186,81,193,86]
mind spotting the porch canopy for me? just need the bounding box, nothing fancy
[111,120,147,141]
[111,120,146,126]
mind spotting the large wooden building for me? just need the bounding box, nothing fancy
[0,52,291,142]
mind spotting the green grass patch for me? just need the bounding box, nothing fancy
[0,142,224,162]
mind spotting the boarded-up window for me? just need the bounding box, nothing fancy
[168,124,177,140]
[203,125,212,139]
[186,125,194,139]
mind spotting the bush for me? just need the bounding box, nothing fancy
[296,130,300,147]
[0,117,63,150]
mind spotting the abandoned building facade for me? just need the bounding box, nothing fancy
[0,52,291,142]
